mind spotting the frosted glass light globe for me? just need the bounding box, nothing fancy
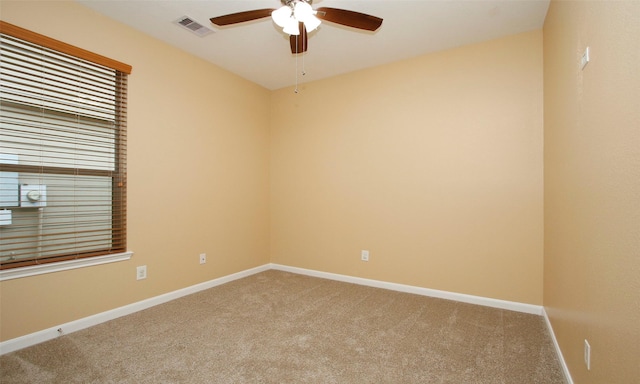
[272,6,292,27]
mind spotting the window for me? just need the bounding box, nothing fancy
[0,21,131,272]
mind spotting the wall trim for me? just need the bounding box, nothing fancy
[542,307,574,384]
[270,264,544,315]
[1,263,545,355]
[0,264,270,355]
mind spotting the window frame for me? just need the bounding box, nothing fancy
[0,21,132,277]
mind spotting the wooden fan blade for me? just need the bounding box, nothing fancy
[316,7,383,31]
[210,9,275,26]
[289,22,308,54]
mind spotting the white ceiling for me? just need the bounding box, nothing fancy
[76,0,550,90]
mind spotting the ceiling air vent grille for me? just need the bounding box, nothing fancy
[175,16,214,37]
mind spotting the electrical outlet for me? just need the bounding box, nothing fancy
[199,253,206,264]
[136,265,147,280]
[584,339,591,370]
[361,250,369,262]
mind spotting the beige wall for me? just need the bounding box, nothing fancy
[543,1,640,382]
[270,30,544,304]
[0,1,271,341]
[3,2,637,381]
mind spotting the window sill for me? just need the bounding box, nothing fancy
[0,252,133,281]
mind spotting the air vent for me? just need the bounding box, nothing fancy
[174,16,214,37]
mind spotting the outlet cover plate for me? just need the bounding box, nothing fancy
[136,265,147,280]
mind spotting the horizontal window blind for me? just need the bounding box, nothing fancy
[0,22,129,269]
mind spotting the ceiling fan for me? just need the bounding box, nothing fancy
[210,0,383,54]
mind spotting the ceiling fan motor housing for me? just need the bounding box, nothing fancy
[282,0,313,6]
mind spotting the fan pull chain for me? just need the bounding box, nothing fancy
[294,34,299,93]
[293,33,307,94]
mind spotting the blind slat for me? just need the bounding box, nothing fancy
[1,33,119,122]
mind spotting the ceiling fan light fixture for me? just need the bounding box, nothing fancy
[272,5,292,27]
[303,15,321,32]
[273,1,321,35]
[293,1,313,22]
[283,17,300,35]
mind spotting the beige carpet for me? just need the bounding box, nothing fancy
[0,270,565,383]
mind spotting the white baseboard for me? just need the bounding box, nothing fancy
[1,262,545,355]
[542,308,574,384]
[0,264,270,355]
[270,263,543,315]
